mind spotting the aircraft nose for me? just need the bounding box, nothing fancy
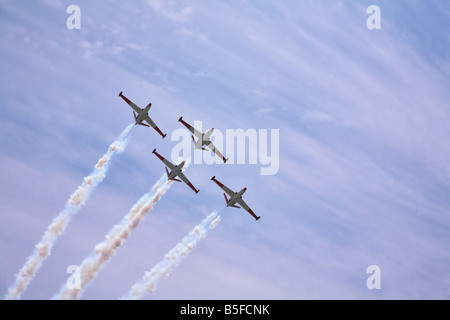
[244,188,247,191]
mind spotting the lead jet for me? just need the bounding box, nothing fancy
[153,149,200,194]
[119,91,167,138]
[211,176,260,221]
[178,117,228,163]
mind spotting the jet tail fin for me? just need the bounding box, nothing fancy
[133,111,150,127]
[223,193,229,205]
[224,193,240,208]
[165,167,170,179]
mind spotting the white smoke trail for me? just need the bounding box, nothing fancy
[54,173,174,300]
[123,211,221,300]
[4,124,133,300]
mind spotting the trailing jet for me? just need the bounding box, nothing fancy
[119,91,167,138]
[153,149,200,194]
[211,176,260,221]
[178,117,228,163]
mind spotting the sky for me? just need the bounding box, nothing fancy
[1,0,449,300]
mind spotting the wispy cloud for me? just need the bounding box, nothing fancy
[302,110,333,123]
[147,0,193,22]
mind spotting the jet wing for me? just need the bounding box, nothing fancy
[119,91,141,113]
[143,114,167,138]
[152,149,175,170]
[211,176,235,197]
[205,140,228,163]
[177,171,200,194]
[236,198,260,221]
[142,114,157,129]
[178,117,203,139]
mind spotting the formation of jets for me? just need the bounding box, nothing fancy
[119,92,260,221]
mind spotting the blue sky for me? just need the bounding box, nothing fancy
[1,0,449,299]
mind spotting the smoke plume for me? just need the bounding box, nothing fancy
[4,124,133,300]
[123,211,221,300]
[54,174,173,300]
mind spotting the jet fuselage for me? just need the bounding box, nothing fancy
[227,188,247,207]
[168,161,186,180]
[194,128,214,149]
[135,105,151,125]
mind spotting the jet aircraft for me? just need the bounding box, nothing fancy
[211,176,260,221]
[119,91,167,138]
[153,149,200,194]
[178,117,228,163]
